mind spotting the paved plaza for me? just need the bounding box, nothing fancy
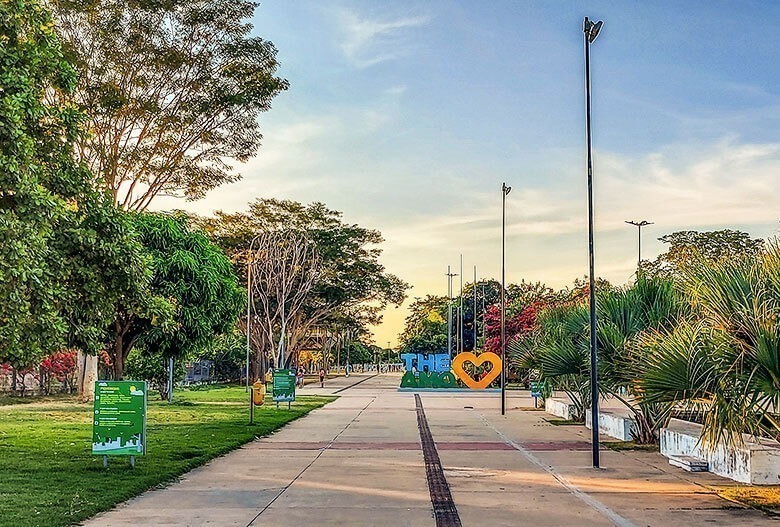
[83,374,776,526]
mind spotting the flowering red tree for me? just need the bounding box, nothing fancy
[484,302,542,354]
[40,351,78,393]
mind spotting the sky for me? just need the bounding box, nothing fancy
[154,1,780,346]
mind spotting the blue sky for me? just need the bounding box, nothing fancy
[157,1,780,344]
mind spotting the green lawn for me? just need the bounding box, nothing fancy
[0,386,334,527]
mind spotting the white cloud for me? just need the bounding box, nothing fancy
[337,9,429,68]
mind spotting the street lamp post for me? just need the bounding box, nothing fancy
[245,234,262,393]
[501,182,511,416]
[584,15,603,469]
[625,220,654,268]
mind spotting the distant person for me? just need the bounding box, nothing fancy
[296,367,304,389]
[319,368,325,388]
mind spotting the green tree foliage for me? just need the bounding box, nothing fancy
[398,295,449,353]
[49,0,288,209]
[108,213,243,379]
[125,346,184,400]
[199,328,247,382]
[639,242,780,446]
[643,229,764,278]
[196,198,409,347]
[509,275,681,434]
[0,0,145,370]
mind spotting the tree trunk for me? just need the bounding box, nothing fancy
[113,319,127,380]
[76,350,98,402]
[10,366,16,393]
[39,365,47,395]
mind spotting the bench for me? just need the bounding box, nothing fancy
[661,418,780,484]
[585,409,638,441]
[668,455,709,472]
[544,397,577,420]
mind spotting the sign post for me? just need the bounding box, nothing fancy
[530,381,542,408]
[272,369,295,409]
[92,381,147,468]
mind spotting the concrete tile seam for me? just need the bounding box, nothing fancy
[473,410,637,527]
[246,394,378,527]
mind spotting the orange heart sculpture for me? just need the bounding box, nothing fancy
[452,352,502,390]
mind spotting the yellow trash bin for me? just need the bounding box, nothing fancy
[252,380,266,406]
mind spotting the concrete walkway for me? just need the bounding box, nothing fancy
[83,374,776,526]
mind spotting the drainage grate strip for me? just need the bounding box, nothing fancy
[414,394,462,527]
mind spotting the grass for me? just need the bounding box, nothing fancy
[718,486,780,514]
[0,393,76,406]
[0,385,334,527]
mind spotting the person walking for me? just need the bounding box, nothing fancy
[319,368,325,388]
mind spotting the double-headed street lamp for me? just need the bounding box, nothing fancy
[625,220,654,267]
[501,182,511,416]
[584,15,603,469]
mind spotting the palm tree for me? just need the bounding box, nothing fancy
[640,242,780,447]
[510,303,592,422]
[595,276,686,443]
[510,276,684,441]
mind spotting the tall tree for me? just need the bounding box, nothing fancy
[248,230,320,368]
[195,198,409,368]
[49,0,288,209]
[0,0,145,373]
[398,295,449,355]
[108,213,243,379]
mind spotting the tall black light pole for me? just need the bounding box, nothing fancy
[625,220,653,267]
[584,16,603,469]
[501,182,511,416]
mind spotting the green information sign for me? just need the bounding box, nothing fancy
[92,381,147,456]
[272,369,296,403]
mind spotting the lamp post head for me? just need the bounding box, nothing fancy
[502,182,512,195]
[584,18,603,43]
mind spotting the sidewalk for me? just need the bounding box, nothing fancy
[82,374,775,526]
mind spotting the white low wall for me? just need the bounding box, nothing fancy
[661,418,780,484]
[586,409,637,441]
[545,397,577,420]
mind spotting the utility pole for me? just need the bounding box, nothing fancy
[625,220,654,268]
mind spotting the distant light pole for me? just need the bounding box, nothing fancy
[625,220,654,267]
[501,182,511,416]
[584,15,603,469]
[446,267,458,359]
